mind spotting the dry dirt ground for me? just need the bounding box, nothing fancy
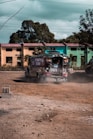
[0,70,93,139]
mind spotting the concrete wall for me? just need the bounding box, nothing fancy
[1,47,21,66]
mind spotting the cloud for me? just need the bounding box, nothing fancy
[41,19,79,39]
[0,0,93,43]
[63,0,93,4]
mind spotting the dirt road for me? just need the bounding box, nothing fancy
[0,71,93,139]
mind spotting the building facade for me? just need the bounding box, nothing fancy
[0,43,44,67]
[67,43,93,68]
[0,43,93,68]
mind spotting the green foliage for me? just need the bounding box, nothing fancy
[79,9,93,45]
[24,55,30,61]
[59,34,80,43]
[9,20,55,43]
[33,46,48,55]
[0,65,23,71]
[59,9,93,46]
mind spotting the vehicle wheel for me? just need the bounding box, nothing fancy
[42,75,46,82]
[85,68,91,74]
[36,72,40,79]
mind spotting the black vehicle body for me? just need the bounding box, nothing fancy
[85,58,93,74]
[25,52,69,82]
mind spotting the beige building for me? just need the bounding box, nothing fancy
[0,42,67,67]
[0,43,44,67]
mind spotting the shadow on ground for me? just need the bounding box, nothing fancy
[13,77,62,84]
[0,110,9,117]
[13,76,44,83]
[68,71,93,83]
[13,71,93,84]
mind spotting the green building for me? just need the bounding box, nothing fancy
[45,43,93,69]
[67,43,93,68]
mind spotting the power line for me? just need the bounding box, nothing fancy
[0,6,24,30]
[0,0,16,4]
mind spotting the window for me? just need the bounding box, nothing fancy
[81,56,85,66]
[17,57,21,61]
[28,48,34,50]
[6,57,12,63]
[72,56,77,62]
[50,47,55,50]
[71,48,77,50]
[6,48,12,51]
[81,48,85,51]
[17,57,21,66]
[16,48,21,51]
[89,48,93,51]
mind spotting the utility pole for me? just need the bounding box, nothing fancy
[20,42,24,68]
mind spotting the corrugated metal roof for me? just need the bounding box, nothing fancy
[0,43,21,47]
[23,43,44,47]
[43,43,65,46]
[66,43,80,47]
[0,43,44,48]
[0,43,81,48]
[0,43,65,47]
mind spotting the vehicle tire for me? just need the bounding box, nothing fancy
[36,72,40,79]
[85,67,91,74]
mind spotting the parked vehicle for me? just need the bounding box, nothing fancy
[85,58,93,74]
[25,51,69,82]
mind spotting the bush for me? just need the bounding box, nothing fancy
[0,66,24,71]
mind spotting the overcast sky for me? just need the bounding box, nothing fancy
[0,0,93,43]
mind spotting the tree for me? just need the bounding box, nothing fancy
[79,9,93,45]
[9,20,55,43]
[33,45,49,55]
[59,34,79,43]
[77,9,93,63]
[61,9,93,45]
